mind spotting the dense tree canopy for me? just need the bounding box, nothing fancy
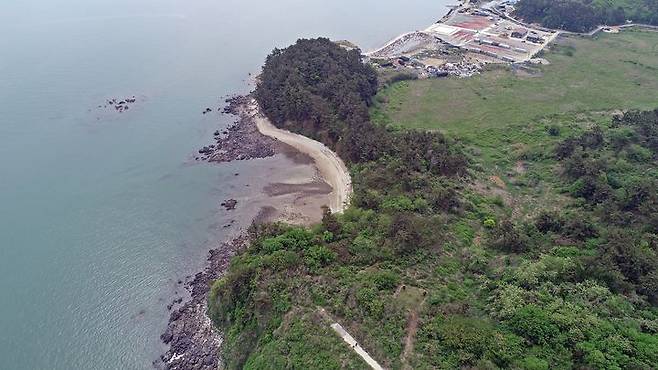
[515,0,658,32]
[255,38,377,148]
[255,37,467,218]
[548,110,658,303]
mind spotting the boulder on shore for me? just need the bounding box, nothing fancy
[220,199,238,211]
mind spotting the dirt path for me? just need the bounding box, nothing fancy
[249,99,352,213]
[401,310,419,370]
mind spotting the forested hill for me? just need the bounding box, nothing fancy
[254,38,468,172]
[515,0,658,32]
[211,38,468,369]
[254,38,378,150]
[209,38,658,369]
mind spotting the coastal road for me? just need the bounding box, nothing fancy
[249,99,352,213]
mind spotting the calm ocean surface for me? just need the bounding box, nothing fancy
[0,1,449,368]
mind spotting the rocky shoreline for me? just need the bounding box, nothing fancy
[156,96,284,369]
[196,95,278,163]
[155,236,247,370]
[156,93,336,369]
[96,96,139,113]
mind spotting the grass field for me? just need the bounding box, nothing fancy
[371,28,658,220]
[371,29,658,137]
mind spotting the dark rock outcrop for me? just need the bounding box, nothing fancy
[195,95,277,163]
[220,199,237,211]
[155,237,247,370]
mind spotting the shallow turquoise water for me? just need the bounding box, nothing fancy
[0,0,449,368]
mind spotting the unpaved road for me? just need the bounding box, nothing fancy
[401,310,418,370]
[249,99,352,213]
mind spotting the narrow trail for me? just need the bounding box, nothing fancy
[401,310,419,370]
[249,99,352,213]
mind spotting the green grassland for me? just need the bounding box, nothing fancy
[372,29,658,136]
[373,28,658,195]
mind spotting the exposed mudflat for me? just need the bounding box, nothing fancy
[249,99,353,213]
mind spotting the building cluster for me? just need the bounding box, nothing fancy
[365,0,556,80]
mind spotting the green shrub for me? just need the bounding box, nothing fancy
[514,356,549,370]
[485,332,524,368]
[431,317,496,366]
[322,231,334,243]
[487,220,529,253]
[356,286,384,318]
[349,234,389,265]
[387,72,418,84]
[262,250,299,271]
[625,144,652,163]
[534,211,563,233]
[304,245,336,271]
[441,317,493,352]
[381,195,415,213]
[547,125,561,136]
[261,238,284,253]
[259,227,315,253]
[507,305,560,345]
[372,270,400,290]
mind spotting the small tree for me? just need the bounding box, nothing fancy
[321,205,341,235]
[488,220,529,253]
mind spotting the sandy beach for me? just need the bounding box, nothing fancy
[248,99,353,214]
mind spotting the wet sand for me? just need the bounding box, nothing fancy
[249,99,353,214]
